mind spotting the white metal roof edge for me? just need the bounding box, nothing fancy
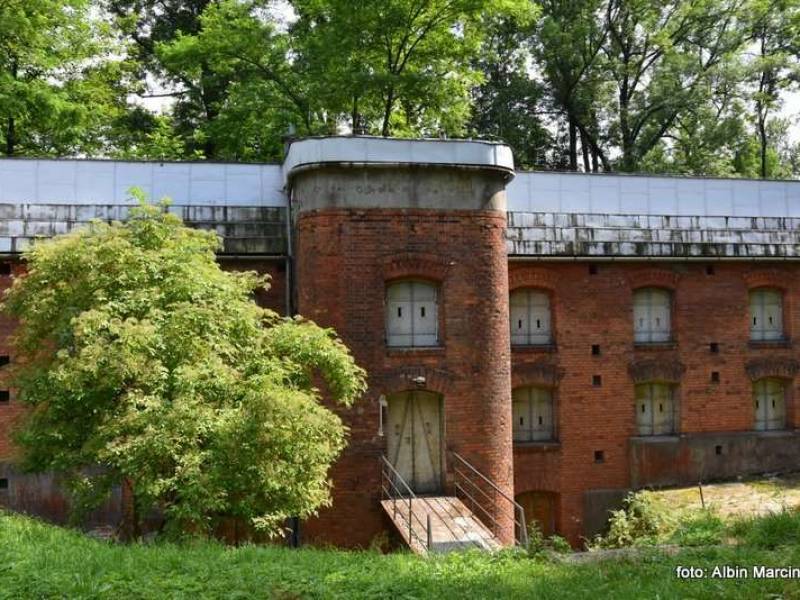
[282,136,515,185]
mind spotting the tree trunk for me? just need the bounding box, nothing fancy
[381,88,395,137]
[758,112,768,179]
[580,128,591,172]
[568,118,578,171]
[5,117,15,156]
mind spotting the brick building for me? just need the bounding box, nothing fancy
[1,136,799,548]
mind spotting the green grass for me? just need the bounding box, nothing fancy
[2,512,800,599]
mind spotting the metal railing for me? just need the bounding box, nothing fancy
[450,451,529,547]
[379,455,432,552]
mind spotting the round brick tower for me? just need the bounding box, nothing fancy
[284,137,516,548]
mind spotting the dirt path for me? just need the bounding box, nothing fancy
[645,472,800,518]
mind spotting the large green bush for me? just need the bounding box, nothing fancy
[2,195,367,539]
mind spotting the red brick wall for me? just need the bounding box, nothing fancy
[219,258,288,315]
[295,208,514,548]
[510,261,800,545]
[0,262,25,461]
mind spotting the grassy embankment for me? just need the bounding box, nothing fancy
[1,503,800,599]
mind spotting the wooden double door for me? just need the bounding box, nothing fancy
[386,391,443,494]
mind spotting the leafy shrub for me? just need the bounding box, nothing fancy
[593,492,665,549]
[670,509,724,547]
[524,522,573,556]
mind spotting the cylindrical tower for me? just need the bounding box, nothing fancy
[284,137,516,547]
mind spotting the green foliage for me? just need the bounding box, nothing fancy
[2,193,367,538]
[524,521,573,556]
[2,511,800,598]
[669,509,725,547]
[729,508,800,549]
[0,0,132,156]
[593,492,666,549]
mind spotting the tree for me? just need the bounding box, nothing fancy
[289,0,536,137]
[105,0,229,158]
[469,17,555,169]
[600,0,750,172]
[535,0,610,171]
[744,0,800,178]
[0,0,126,156]
[156,0,318,161]
[3,196,367,539]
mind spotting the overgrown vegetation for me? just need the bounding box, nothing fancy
[1,511,800,599]
[2,196,366,540]
[592,488,800,552]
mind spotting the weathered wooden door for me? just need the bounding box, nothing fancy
[516,491,557,538]
[386,391,442,494]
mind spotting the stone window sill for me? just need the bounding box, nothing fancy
[629,434,680,442]
[385,346,445,358]
[633,342,677,351]
[513,441,560,452]
[748,339,792,350]
[511,344,557,354]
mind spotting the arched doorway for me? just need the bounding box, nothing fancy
[516,491,558,538]
[385,390,443,494]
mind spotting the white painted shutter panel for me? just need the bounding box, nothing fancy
[651,290,671,342]
[636,385,653,435]
[754,380,767,431]
[762,290,783,341]
[512,388,530,442]
[652,384,674,435]
[387,282,413,347]
[531,387,553,441]
[766,379,786,430]
[529,292,551,345]
[412,283,438,346]
[510,291,530,345]
[633,292,650,343]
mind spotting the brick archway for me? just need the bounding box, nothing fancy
[381,366,455,397]
[628,358,686,384]
[512,361,564,389]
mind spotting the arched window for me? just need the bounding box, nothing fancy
[633,288,672,343]
[510,289,552,346]
[635,383,677,435]
[749,288,784,341]
[753,378,786,431]
[512,386,554,442]
[386,280,438,347]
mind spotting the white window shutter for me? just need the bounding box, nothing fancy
[512,388,530,442]
[763,290,783,341]
[635,384,653,435]
[750,289,784,341]
[531,387,553,441]
[510,289,551,345]
[633,292,650,343]
[754,380,767,430]
[652,384,674,435]
[651,290,671,342]
[529,292,551,345]
[387,282,413,347]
